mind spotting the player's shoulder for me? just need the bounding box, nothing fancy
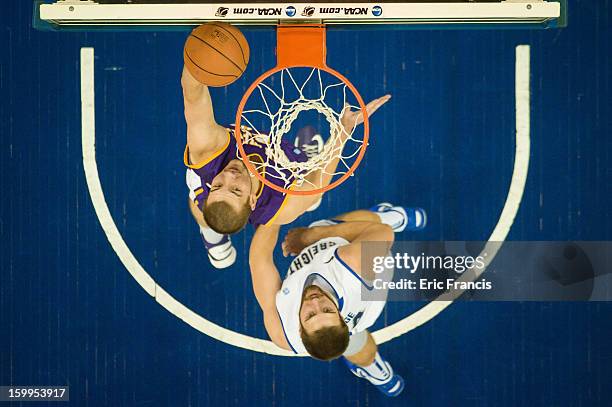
[336,243,375,282]
[186,127,232,168]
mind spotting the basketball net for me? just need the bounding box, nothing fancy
[239,67,363,192]
[235,25,368,196]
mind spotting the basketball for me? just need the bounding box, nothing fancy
[183,22,250,87]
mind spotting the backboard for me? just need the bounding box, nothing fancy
[36,1,565,31]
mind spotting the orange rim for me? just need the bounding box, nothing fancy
[234,65,369,196]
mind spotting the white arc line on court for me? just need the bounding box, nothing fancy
[81,46,530,355]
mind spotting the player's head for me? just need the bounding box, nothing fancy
[299,285,349,360]
[204,160,257,234]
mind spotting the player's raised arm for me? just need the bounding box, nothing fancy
[295,94,391,193]
[248,225,291,350]
[181,67,229,164]
[274,95,391,224]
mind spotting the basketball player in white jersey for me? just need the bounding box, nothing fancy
[181,67,391,268]
[249,204,427,397]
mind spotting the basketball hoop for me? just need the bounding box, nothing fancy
[234,25,369,196]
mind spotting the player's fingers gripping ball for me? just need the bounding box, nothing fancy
[184,22,250,86]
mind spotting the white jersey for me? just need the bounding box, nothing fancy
[275,237,390,355]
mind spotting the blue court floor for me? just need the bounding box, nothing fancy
[1,1,611,406]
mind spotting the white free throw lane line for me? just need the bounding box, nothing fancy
[81,48,156,296]
[81,45,530,355]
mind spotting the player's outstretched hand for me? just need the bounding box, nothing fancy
[340,94,391,131]
[282,227,312,257]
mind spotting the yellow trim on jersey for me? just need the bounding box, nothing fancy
[183,129,231,169]
[263,181,296,226]
[194,187,204,197]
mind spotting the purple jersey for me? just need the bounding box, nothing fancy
[185,127,307,227]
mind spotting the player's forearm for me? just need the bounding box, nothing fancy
[182,67,217,126]
[248,226,282,310]
[248,257,281,311]
[302,128,348,189]
[182,67,204,99]
[307,221,384,244]
[305,156,339,190]
[249,267,281,311]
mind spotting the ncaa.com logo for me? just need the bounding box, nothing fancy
[215,7,229,17]
[302,6,315,17]
[285,6,296,16]
[372,5,383,16]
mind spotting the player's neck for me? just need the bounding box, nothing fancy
[246,155,264,198]
[251,176,261,198]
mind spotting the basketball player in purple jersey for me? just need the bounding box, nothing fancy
[182,67,390,268]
